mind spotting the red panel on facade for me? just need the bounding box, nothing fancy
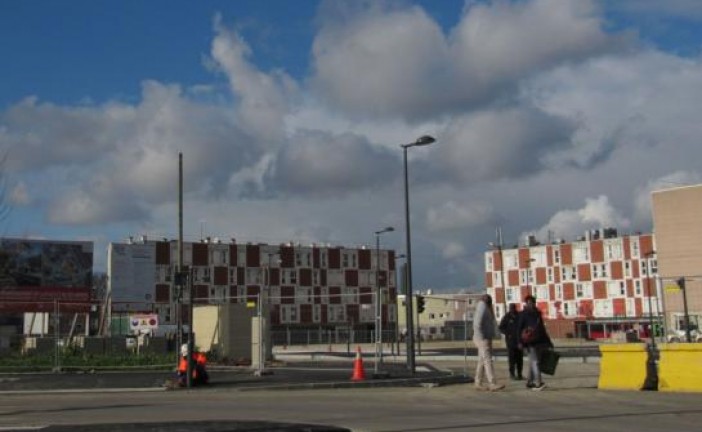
[626,280,634,297]
[229,286,238,303]
[329,287,341,304]
[494,287,505,305]
[611,261,623,280]
[269,268,280,286]
[549,284,556,301]
[578,300,594,318]
[635,298,643,316]
[192,243,208,266]
[280,286,295,304]
[237,267,245,286]
[346,304,359,323]
[382,304,390,324]
[593,281,607,299]
[314,287,321,304]
[485,272,493,288]
[563,283,575,301]
[320,269,327,286]
[520,287,530,301]
[518,249,531,268]
[590,240,604,263]
[279,246,294,268]
[313,248,320,268]
[508,270,519,286]
[358,249,371,270]
[640,234,654,257]
[359,287,372,304]
[299,268,312,286]
[155,284,170,302]
[389,287,396,302]
[389,251,396,271]
[300,304,313,324]
[345,270,358,287]
[247,285,261,303]
[577,264,591,281]
[195,285,209,303]
[536,268,546,285]
[546,246,553,267]
[321,304,328,324]
[229,245,238,267]
[623,237,631,260]
[613,298,626,316]
[328,248,341,269]
[214,266,228,285]
[270,305,281,325]
[155,241,170,265]
[632,260,640,278]
[246,244,260,268]
[554,267,561,283]
[560,244,572,265]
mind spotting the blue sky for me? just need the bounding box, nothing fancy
[2,0,702,290]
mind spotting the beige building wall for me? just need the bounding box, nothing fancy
[651,185,702,330]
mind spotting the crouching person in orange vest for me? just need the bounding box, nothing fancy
[177,344,209,386]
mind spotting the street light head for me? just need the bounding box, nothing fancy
[414,135,436,146]
[402,135,436,148]
[375,226,395,235]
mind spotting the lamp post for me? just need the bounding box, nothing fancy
[645,251,657,349]
[374,226,394,375]
[489,227,507,318]
[401,134,436,374]
[394,253,406,357]
[256,251,279,376]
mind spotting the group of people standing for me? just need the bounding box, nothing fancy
[472,294,553,391]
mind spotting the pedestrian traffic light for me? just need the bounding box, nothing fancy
[417,295,425,314]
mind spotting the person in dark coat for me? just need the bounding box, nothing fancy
[499,303,523,380]
[517,295,553,391]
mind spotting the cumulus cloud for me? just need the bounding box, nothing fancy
[426,106,574,184]
[441,241,466,260]
[311,0,624,120]
[527,195,630,242]
[427,200,494,232]
[269,130,399,197]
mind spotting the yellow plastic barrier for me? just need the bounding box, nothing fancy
[598,343,648,391]
[658,343,702,392]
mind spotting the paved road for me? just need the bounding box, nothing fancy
[2,360,701,432]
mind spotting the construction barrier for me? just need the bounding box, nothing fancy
[658,343,702,392]
[598,343,648,391]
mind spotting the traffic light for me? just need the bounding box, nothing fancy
[417,295,425,314]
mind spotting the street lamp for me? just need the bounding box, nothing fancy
[489,228,508,316]
[644,251,657,349]
[256,251,279,376]
[374,226,394,375]
[401,134,436,374]
[394,253,406,357]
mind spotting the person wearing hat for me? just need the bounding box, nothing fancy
[472,294,505,391]
[499,303,524,380]
[517,295,553,391]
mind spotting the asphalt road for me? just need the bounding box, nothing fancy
[2,360,702,432]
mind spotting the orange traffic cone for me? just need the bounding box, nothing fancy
[351,346,366,381]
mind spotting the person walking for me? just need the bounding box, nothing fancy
[517,295,553,391]
[499,303,523,380]
[472,294,505,391]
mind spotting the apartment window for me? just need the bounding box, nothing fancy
[576,282,592,299]
[555,284,563,300]
[537,286,549,301]
[296,253,302,267]
[342,253,349,268]
[321,251,327,268]
[635,280,642,296]
[547,268,553,283]
[486,255,494,272]
[554,249,560,265]
[246,268,261,285]
[592,265,599,279]
[631,241,640,258]
[601,264,608,278]
[605,242,622,260]
[625,262,631,278]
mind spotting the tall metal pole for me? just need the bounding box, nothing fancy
[375,233,381,374]
[400,135,435,374]
[645,253,656,350]
[497,227,508,315]
[402,146,416,374]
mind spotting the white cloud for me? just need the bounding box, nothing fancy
[527,195,630,242]
[311,0,623,120]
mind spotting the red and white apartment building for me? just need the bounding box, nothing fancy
[485,229,661,339]
[108,237,398,335]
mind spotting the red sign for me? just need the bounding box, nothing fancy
[0,286,92,313]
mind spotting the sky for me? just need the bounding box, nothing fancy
[2,0,702,291]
